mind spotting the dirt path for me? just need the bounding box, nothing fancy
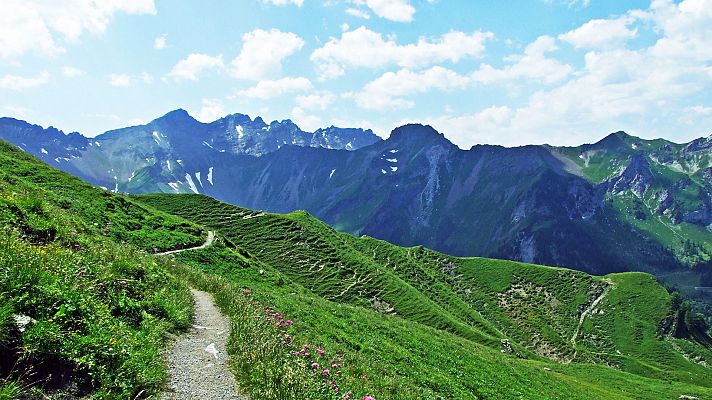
[156,231,215,256]
[161,289,246,400]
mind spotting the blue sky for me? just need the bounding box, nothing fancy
[1,0,711,147]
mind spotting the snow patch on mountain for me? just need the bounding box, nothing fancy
[41,148,48,154]
[152,131,161,145]
[195,172,203,187]
[168,182,181,193]
[184,173,199,194]
[329,169,336,179]
[207,167,214,185]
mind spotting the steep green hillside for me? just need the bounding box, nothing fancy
[138,193,712,399]
[0,141,206,398]
[2,136,711,399]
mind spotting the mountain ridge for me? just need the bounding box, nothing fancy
[1,112,711,310]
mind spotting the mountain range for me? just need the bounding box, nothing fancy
[2,137,711,399]
[1,110,711,303]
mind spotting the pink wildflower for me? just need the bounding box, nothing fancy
[322,369,330,377]
[311,362,319,369]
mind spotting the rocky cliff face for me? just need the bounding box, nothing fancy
[608,155,653,196]
[557,131,712,234]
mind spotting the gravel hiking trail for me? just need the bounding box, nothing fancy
[156,231,215,256]
[157,231,247,399]
[161,289,247,399]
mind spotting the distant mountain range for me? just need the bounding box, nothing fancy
[1,110,711,300]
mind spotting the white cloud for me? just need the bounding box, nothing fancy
[642,0,712,62]
[346,8,371,19]
[417,23,712,147]
[472,35,573,85]
[296,91,336,110]
[688,105,712,115]
[108,73,131,87]
[291,107,322,131]
[389,0,712,147]
[403,105,515,146]
[61,66,84,77]
[167,53,224,81]
[230,29,304,80]
[559,17,637,49]
[0,0,156,59]
[352,0,416,22]
[355,66,470,110]
[194,98,226,123]
[236,77,313,99]
[261,0,304,6]
[154,34,166,49]
[140,71,154,84]
[0,71,50,90]
[311,26,493,79]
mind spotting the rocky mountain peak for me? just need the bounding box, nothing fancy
[154,108,196,124]
[593,131,635,149]
[387,124,456,150]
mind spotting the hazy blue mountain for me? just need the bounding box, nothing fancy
[0,110,380,192]
[2,114,711,302]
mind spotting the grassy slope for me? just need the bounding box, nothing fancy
[0,141,206,398]
[137,193,712,399]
